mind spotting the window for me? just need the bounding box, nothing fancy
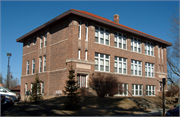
[28,39,30,47]
[85,23,88,41]
[145,63,154,77]
[95,53,110,72]
[146,85,155,96]
[145,41,154,56]
[95,26,110,45]
[78,20,81,39]
[31,83,33,94]
[114,57,127,74]
[41,82,44,95]
[33,37,36,45]
[43,56,46,72]
[114,32,127,49]
[161,47,163,59]
[44,32,47,47]
[131,60,142,76]
[27,61,29,75]
[77,74,87,88]
[32,59,35,74]
[131,37,141,53]
[39,57,42,72]
[132,84,143,96]
[85,50,87,60]
[37,83,40,94]
[158,46,160,58]
[25,83,27,95]
[40,34,43,48]
[116,83,128,96]
[78,49,81,59]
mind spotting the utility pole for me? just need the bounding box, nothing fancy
[162,78,166,116]
[7,53,12,89]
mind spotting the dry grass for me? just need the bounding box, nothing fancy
[4,96,149,116]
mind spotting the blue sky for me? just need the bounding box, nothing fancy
[0,1,178,84]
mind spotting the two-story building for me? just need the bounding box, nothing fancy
[16,9,172,98]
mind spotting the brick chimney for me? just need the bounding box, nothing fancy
[113,14,119,24]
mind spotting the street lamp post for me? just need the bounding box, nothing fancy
[7,53,12,88]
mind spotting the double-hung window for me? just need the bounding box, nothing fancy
[145,63,154,77]
[95,53,110,72]
[77,74,87,88]
[41,82,44,95]
[161,47,163,59]
[27,60,29,75]
[43,56,46,72]
[145,41,154,56]
[25,83,28,95]
[131,37,141,53]
[44,32,47,47]
[39,57,42,73]
[95,26,110,46]
[78,49,81,59]
[32,59,35,74]
[146,85,155,96]
[31,83,33,94]
[85,23,88,41]
[114,57,127,74]
[131,60,142,76]
[85,50,87,60]
[114,32,127,49]
[116,83,128,96]
[132,84,143,96]
[78,20,81,39]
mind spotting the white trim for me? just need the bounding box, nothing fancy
[23,50,36,56]
[32,59,35,74]
[145,62,154,77]
[43,56,46,72]
[114,32,127,50]
[85,50,87,60]
[25,83,27,95]
[85,22,88,41]
[39,57,42,73]
[78,20,81,39]
[131,37,141,53]
[31,83,33,94]
[26,60,29,75]
[131,60,142,76]
[114,57,127,74]
[50,39,68,46]
[66,59,95,65]
[78,49,81,59]
[145,41,154,56]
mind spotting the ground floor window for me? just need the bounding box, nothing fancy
[25,83,28,95]
[146,85,155,96]
[77,74,87,88]
[31,83,33,94]
[41,82,44,95]
[132,84,143,96]
[116,83,128,96]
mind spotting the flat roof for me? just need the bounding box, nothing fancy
[16,9,172,46]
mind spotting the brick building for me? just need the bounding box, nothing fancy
[16,9,171,98]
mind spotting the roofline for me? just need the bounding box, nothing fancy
[16,9,172,46]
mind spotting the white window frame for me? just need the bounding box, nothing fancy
[39,57,42,73]
[114,32,127,49]
[44,32,47,47]
[95,52,110,72]
[32,59,35,74]
[41,82,44,95]
[78,20,81,39]
[77,74,87,88]
[131,60,142,76]
[161,47,163,59]
[40,34,43,49]
[115,83,128,96]
[43,56,46,72]
[131,37,141,53]
[132,84,143,96]
[114,57,127,74]
[95,26,110,46]
[33,37,36,45]
[31,83,33,94]
[25,83,27,95]
[145,41,154,56]
[145,62,154,77]
[27,60,29,75]
[146,85,155,96]
[85,50,87,60]
[158,46,160,58]
[78,49,81,59]
[85,22,88,41]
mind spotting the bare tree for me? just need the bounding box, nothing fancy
[89,73,122,98]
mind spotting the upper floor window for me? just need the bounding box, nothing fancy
[39,57,42,73]
[78,20,81,39]
[95,52,110,72]
[33,37,36,45]
[131,37,141,53]
[114,32,127,49]
[85,23,88,41]
[32,59,35,74]
[145,41,154,56]
[28,39,30,47]
[131,60,142,76]
[43,56,46,72]
[27,60,29,75]
[158,46,160,58]
[145,62,154,77]
[40,34,43,49]
[44,32,47,47]
[95,26,110,45]
[161,47,163,59]
[114,57,127,74]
